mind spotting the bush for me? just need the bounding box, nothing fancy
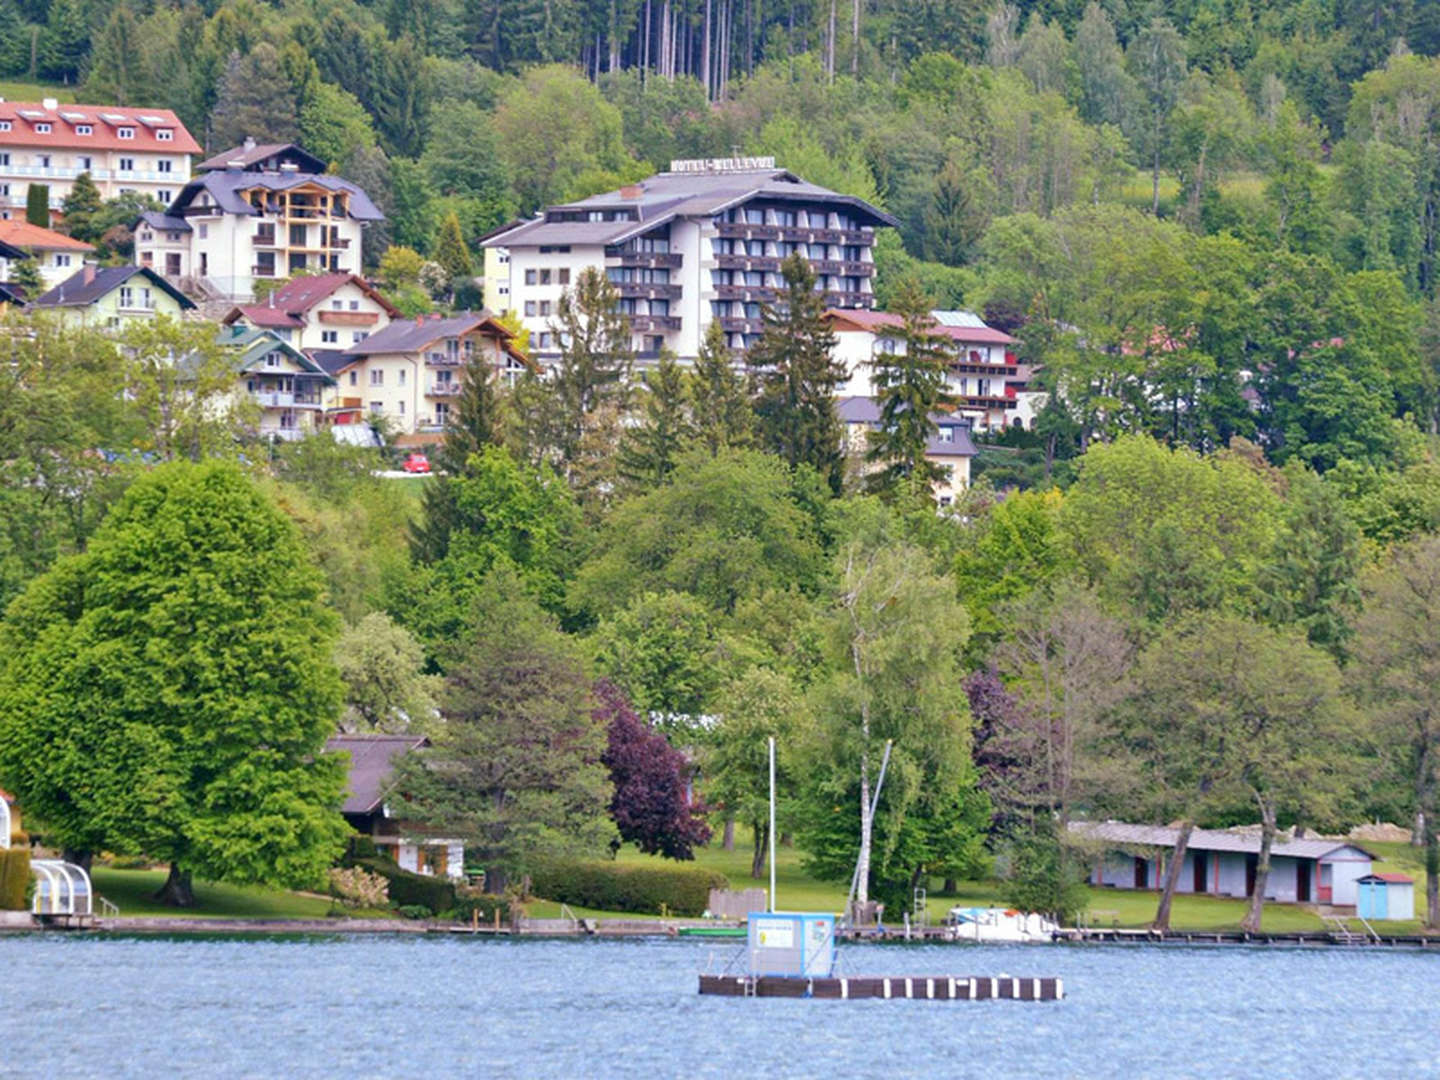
[346,834,379,861]
[105,855,151,870]
[529,858,727,916]
[348,856,456,913]
[328,866,390,908]
[450,890,516,924]
[0,846,31,911]
[396,904,432,920]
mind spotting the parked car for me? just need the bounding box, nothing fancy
[401,452,432,474]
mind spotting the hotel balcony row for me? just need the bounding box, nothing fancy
[253,230,351,249]
[712,254,874,277]
[604,246,683,269]
[614,282,682,301]
[713,221,874,246]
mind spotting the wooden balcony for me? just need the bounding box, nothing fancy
[714,221,780,240]
[715,254,780,272]
[605,248,682,269]
[629,315,682,332]
[823,292,875,309]
[253,230,278,247]
[615,282,682,301]
[714,284,778,302]
[317,309,379,326]
[719,317,766,334]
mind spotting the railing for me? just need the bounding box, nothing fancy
[97,895,119,918]
[427,382,461,396]
[714,284,777,302]
[250,264,277,277]
[823,291,874,308]
[629,315,682,332]
[715,254,780,272]
[615,282,682,300]
[719,317,765,334]
[425,352,463,366]
[253,231,278,246]
[117,301,157,312]
[259,426,307,442]
[251,390,323,408]
[604,248,682,269]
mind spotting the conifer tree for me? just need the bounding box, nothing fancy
[618,352,693,492]
[867,278,956,493]
[25,184,49,227]
[39,0,87,83]
[690,319,754,456]
[210,45,300,149]
[432,209,474,296]
[750,253,845,492]
[86,4,145,105]
[60,171,103,244]
[12,258,42,295]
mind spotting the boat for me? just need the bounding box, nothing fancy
[944,906,1059,943]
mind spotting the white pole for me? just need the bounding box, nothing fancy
[768,735,777,913]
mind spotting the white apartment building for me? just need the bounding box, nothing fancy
[0,99,200,220]
[485,157,894,365]
[219,271,398,352]
[133,141,384,302]
[827,308,1044,433]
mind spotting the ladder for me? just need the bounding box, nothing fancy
[913,886,928,930]
[1322,915,1364,945]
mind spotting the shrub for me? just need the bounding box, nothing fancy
[450,890,516,924]
[328,866,390,909]
[348,856,455,913]
[346,834,379,861]
[396,904,432,920]
[105,855,151,870]
[0,846,31,911]
[529,858,727,916]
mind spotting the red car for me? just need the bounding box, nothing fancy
[401,452,432,474]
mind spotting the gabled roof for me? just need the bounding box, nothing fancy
[169,171,385,222]
[198,141,328,174]
[836,396,979,458]
[325,734,429,815]
[136,211,192,233]
[222,273,399,330]
[0,102,200,153]
[0,237,25,261]
[307,348,358,376]
[220,325,334,380]
[343,310,526,363]
[1069,821,1377,862]
[824,308,1015,346]
[0,282,28,306]
[34,265,194,310]
[0,220,94,253]
[1359,872,1413,884]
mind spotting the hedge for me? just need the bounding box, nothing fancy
[0,845,31,911]
[349,856,456,913]
[452,891,516,924]
[529,858,728,917]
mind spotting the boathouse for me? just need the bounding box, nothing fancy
[1069,822,1377,907]
[1356,873,1415,921]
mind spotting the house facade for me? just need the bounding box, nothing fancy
[486,157,894,365]
[220,272,399,352]
[0,99,200,221]
[220,326,335,442]
[33,265,194,329]
[827,308,1042,433]
[1071,821,1378,909]
[0,219,94,288]
[326,734,464,880]
[332,311,529,436]
[134,141,384,302]
[837,396,978,506]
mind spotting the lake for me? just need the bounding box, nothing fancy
[2,935,1436,1078]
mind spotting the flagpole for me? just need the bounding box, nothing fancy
[768,736,777,913]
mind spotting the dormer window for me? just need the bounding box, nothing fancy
[0,122,10,132]
[34,123,50,134]
[118,127,135,140]
[75,124,91,135]
[157,129,173,141]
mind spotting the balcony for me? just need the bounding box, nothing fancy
[425,351,465,366]
[251,263,278,278]
[615,282,682,301]
[714,221,780,240]
[629,315,682,332]
[841,261,874,277]
[427,382,462,396]
[328,237,352,250]
[253,230,278,246]
[715,254,780,272]
[954,396,1018,410]
[605,248,683,269]
[258,426,307,442]
[251,390,323,409]
[719,317,766,334]
[714,284,778,302]
[317,309,379,326]
[823,292,875,309]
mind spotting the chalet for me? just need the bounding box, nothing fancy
[220,326,335,442]
[33,264,193,329]
[326,734,464,881]
[220,271,400,352]
[1070,821,1378,909]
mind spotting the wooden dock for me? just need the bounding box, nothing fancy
[698,973,1063,1001]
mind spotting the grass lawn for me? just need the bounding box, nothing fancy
[0,80,75,104]
[91,867,351,920]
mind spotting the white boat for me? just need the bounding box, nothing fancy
[944,906,1058,943]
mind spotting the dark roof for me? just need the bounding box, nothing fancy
[325,734,429,815]
[0,237,27,260]
[476,217,531,245]
[169,170,384,222]
[198,141,328,174]
[137,211,192,233]
[836,397,979,458]
[219,326,333,379]
[307,348,357,376]
[0,282,28,306]
[1069,821,1377,861]
[34,265,195,310]
[491,165,896,249]
[343,311,510,357]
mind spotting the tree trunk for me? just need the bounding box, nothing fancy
[851,0,860,76]
[750,822,768,879]
[1152,820,1193,931]
[1427,816,1439,931]
[1241,801,1276,934]
[701,0,711,98]
[153,862,196,908]
[943,877,957,894]
[722,815,735,851]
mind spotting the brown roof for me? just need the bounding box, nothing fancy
[325,734,428,815]
[222,273,400,330]
[0,103,200,154]
[0,220,94,252]
[824,308,1015,346]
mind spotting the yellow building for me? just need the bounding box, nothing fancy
[32,265,194,329]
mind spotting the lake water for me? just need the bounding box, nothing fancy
[2,935,1437,1078]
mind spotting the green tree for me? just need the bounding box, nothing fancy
[25,184,49,227]
[60,171,103,244]
[85,3,145,105]
[11,258,41,294]
[211,44,300,149]
[393,566,614,891]
[0,461,349,905]
[689,320,754,456]
[1126,16,1187,214]
[593,590,727,719]
[751,254,846,493]
[38,0,87,83]
[121,317,248,462]
[431,209,474,293]
[421,100,514,229]
[865,280,955,495]
[335,612,439,733]
[298,80,377,167]
[618,352,693,492]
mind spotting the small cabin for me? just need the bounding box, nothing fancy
[747,912,836,977]
[1356,873,1415,921]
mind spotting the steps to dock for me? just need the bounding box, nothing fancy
[698,974,1063,1001]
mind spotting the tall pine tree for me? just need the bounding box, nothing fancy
[867,279,955,494]
[60,171,103,244]
[690,319,754,456]
[432,209,474,298]
[618,352,693,492]
[750,254,845,492]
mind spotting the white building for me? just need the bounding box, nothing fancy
[0,99,200,221]
[485,157,894,365]
[837,396,978,506]
[133,141,384,302]
[219,271,399,352]
[826,308,1043,433]
[0,219,94,288]
[1072,821,1378,909]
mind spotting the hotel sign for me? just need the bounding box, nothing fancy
[669,156,777,173]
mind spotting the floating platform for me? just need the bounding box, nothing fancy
[698,973,1063,1001]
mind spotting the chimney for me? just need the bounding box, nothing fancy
[81,264,95,285]
[415,315,424,327]
[619,184,643,199]
[41,97,57,111]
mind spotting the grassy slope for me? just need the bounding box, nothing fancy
[0,80,76,104]
[91,867,341,919]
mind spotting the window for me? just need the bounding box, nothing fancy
[352,331,367,343]
[158,160,172,173]
[198,223,208,239]
[397,400,405,415]
[524,300,536,316]
[54,254,71,268]
[157,129,173,141]
[140,251,152,266]
[265,352,281,368]
[165,252,181,276]
[78,155,91,170]
[75,124,91,136]
[348,371,358,386]
[0,184,7,196]
[539,269,551,285]
[118,286,133,308]
[937,426,954,443]
[538,245,571,254]
[369,369,384,386]
[331,300,343,310]
[349,300,359,311]
[524,269,537,285]
[537,332,553,348]
[34,123,50,134]
[118,127,135,140]
[119,157,134,171]
[139,287,152,309]
[0,122,9,132]
[558,268,570,285]
[156,190,171,203]
[397,368,406,386]
[289,224,307,246]
[321,330,338,344]
[0,153,8,166]
[166,231,181,243]
[38,154,50,168]
[538,300,551,317]
[369,401,383,414]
